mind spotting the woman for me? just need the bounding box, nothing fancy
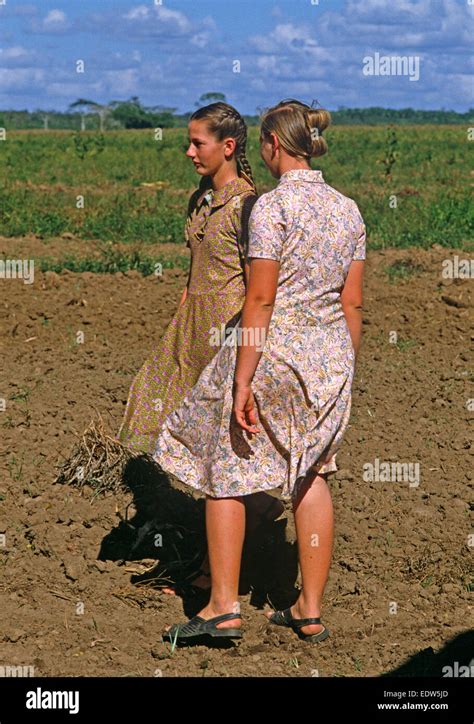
[118,102,284,593]
[153,99,366,643]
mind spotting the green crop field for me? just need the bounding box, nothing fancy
[0,125,472,274]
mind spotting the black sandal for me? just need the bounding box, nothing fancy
[162,613,242,643]
[267,607,330,642]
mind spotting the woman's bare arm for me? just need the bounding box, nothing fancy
[178,285,188,308]
[340,259,365,361]
[234,257,279,387]
[178,259,193,308]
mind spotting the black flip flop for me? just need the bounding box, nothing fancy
[162,613,243,643]
[267,607,330,642]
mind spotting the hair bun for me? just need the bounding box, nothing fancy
[305,108,331,158]
[260,99,331,160]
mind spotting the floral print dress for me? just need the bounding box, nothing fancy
[117,175,257,454]
[152,169,366,502]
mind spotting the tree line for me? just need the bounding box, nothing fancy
[0,93,471,129]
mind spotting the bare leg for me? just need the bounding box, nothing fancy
[164,494,245,631]
[265,470,334,635]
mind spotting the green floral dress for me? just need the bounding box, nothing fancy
[117,175,257,454]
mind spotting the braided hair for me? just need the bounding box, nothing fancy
[189,102,257,195]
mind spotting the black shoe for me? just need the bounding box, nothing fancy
[162,613,242,643]
[267,607,330,642]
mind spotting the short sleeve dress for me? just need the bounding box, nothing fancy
[117,175,258,454]
[152,168,366,502]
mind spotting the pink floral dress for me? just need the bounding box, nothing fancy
[152,168,366,502]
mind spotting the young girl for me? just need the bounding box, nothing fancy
[153,99,366,644]
[117,103,284,591]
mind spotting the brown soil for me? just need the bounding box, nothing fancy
[0,232,189,264]
[0,240,472,677]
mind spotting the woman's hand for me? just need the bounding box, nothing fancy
[232,382,260,435]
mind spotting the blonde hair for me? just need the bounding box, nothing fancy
[189,102,257,194]
[260,98,331,159]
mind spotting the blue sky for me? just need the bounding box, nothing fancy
[0,0,472,113]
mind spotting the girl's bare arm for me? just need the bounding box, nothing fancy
[178,260,192,308]
[178,285,188,308]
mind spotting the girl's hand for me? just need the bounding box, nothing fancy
[232,383,260,435]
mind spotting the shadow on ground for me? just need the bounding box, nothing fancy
[98,454,301,620]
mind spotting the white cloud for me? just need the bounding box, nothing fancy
[190,33,211,49]
[123,6,150,22]
[250,23,327,57]
[0,45,39,68]
[121,3,191,35]
[0,46,31,60]
[252,0,471,55]
[26,8,71,33]
[345,0,433,24]
[155,5,191,33]
[0,67,44,92]
[44,10,67,27]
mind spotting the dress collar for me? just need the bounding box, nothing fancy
[205,177,254,209]
[279,169,325,184]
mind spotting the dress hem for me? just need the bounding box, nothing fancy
[152,445,339,502]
